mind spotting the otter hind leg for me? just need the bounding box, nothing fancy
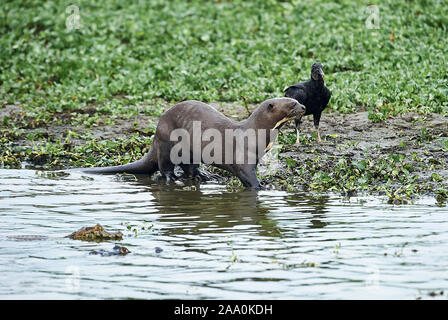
[157,142,177,184]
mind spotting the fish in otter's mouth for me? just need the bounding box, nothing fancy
[273,116,296,130]
[273,110,304,130]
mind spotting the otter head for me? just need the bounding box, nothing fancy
[262,97,306,130]
[311,62,325,81]
[255,98,305,153]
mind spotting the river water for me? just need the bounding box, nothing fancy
[0,169,446,299]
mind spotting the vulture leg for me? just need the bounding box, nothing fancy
[294,117,303,145]
[313,112,322,143]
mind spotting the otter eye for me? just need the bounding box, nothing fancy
[268,103,274,110]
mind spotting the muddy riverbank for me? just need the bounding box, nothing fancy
[1,102,447,203]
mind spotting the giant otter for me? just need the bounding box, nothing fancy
[82,98,305,189]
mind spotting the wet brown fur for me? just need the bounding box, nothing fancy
[82,98,305,189]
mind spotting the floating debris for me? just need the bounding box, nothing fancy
[66,224,122,242]
[428,290,444,297]
[89,245,131,256]
[155,247,163,253]
[6,235,49,241]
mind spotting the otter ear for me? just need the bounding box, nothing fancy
[267,103,274,111]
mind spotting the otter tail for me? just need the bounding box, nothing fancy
[81,146,158,175]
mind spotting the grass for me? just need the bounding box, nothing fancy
[1,0,447,113]
[0,0,447,199]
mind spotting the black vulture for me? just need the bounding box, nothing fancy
[284,62,331,143]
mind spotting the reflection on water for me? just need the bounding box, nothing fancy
[0,169,447,299]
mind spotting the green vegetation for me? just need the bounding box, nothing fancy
[0,0,447,200]
[1,0,447,112]
[269,149,447,202]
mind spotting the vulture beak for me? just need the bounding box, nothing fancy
[320,70,325,79]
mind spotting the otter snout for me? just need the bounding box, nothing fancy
[289,101,306,118]
[296,102,306,114]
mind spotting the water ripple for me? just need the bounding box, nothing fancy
[0,169,447,299]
